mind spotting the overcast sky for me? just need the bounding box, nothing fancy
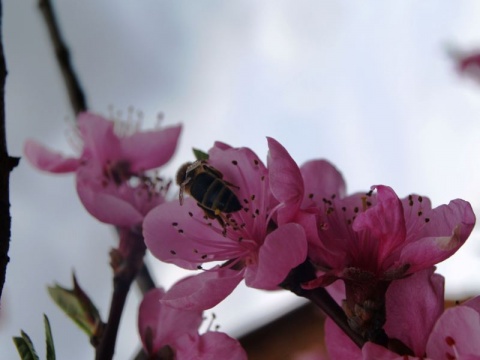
[2,1,480,359]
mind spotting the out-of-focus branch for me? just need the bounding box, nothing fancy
[0,0,21,304]
[38,0,87,115]
[136,263,156,294]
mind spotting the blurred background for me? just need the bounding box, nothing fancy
[2,1,480,359]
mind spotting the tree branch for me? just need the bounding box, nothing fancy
[38,0,87,115]
[0,0,21,305]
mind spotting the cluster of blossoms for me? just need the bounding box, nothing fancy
[25,111,477,359]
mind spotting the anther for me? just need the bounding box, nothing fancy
[445,336,455,346]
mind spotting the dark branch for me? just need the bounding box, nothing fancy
[95,230,147,360]
[0,0,20,305]
[38,0,87,115]
[280,260,365,349]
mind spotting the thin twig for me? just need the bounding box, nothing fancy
[38,0,87,115]
[0,0,20,304]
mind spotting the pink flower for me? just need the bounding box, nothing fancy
[304,184,475,287]
[456,51,480,83]
[302,184,474,341]
[143,138,309,310]
[325,268,480,359]
[138,288,247,360]
[24,112,181,227]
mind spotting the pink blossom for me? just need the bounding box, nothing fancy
[24,112,181,227]
[144,139,308,310]
[138,288,247,360]
[304,185,475,287]
[302,183,474,341]
[456,51,480,83]
[324,268,480,359]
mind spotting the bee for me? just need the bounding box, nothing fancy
[176,160,242,220]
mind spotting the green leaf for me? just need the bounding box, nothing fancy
[47,273,102,338]
[43,315,56,360]
[192,148,209,161]
[12,331,40,360]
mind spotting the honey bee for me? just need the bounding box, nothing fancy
[176,160,242,220]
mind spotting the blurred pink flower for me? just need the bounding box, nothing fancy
[24,112,181,227]
[138,288,247,360]
[457,51,480,83]
[144,138,309,310]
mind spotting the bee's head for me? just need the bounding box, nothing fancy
[176,162,193,186]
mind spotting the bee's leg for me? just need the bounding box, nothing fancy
[223,180,240,190]
[197,204,226,228]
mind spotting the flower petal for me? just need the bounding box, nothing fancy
[77,112,121,163]
[24,140,80,173]
[267,137,304,223]
[397,200,475,274]
[464,295,480,314]
[76,177,143,226]
[353,185,406,265]
[300,159,346,209]
[324,318,362,360]
[426,305,480,358]
[384,267,444,356]
[161,268,243,311]
[122,124,182,171]
[362,343,403,360]
[143,199,232,270]
[245,223,307,289]
[138,288,202,354]
[176,331,247,360]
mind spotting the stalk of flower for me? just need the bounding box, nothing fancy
[24,112,182,359]
[143,138,309,310]
[138,287,247,360]
[301,181,475,346]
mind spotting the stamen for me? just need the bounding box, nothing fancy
[445,336,459,360]
[361,196,369,211]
